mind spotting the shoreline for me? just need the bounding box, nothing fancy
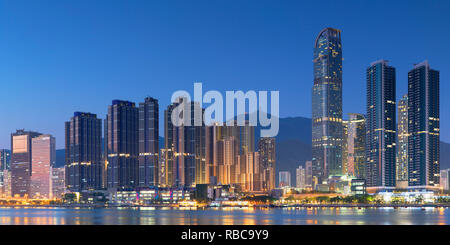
[0,203,449,209]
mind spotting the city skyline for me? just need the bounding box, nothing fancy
[0,23,444,194]
[1,0,450,149]
[0,1,449,230]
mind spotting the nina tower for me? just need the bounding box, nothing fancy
[312,28,343,183]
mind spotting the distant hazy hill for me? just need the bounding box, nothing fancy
[264,116,312,184]
[255,116,311,144]
[54,117,450,184]
[275,139,311,181]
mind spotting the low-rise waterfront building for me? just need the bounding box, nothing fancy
[110,187,193,204]
[376,190,436,203]
[351,179,367,196]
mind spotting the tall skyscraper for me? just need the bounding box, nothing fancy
[11,130,42,197]
[0,149,11,191]
[236,121,256,191]
[138,97,159,187]
[158,148,168,187]
[172,100,196,187]
[440,169,449,191]
[258,137,276,192]
[220,136,236,185]
[366,60,397,187]
[278,171,291,188]
[52,167,66,198]
[31,134,55,199]
[194,110,207,186]
[2,170,11,198]
[312,27,343,183]
[366,60,396,187]
[105,100,139,190]
[0,149,11,171]
[205,125,217,184]
[240,121,255,155]
[342,113,366,178]
[204,126,214,185]
[408,61,440,188]
[65,112,103,191]
[397,95,409,187]
[163,98,205,187]
[162,103,176,187]
[296,165,306,189]
[244,151,262,192]
[305,161,313,187]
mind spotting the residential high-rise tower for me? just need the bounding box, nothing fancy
[342,113,366,178]
[366,60,396,187]
[138,97,159,187]
[407,61,440,188]
[31,134,55,199]
[258,137,276,192]
[65,112,103,191]
[397,95,409,187]
[11,130,42,197]
[105,100,139,190]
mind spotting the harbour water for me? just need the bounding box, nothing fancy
[0,207,448,225]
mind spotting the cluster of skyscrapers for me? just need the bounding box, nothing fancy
[0,130,65,199]
[0,97,276,199]
[311,27,441,191]
[64,97,276,196]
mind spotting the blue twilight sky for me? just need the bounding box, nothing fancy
[0,0,449,149]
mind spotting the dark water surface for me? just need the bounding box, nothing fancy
[0,207,448,225]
